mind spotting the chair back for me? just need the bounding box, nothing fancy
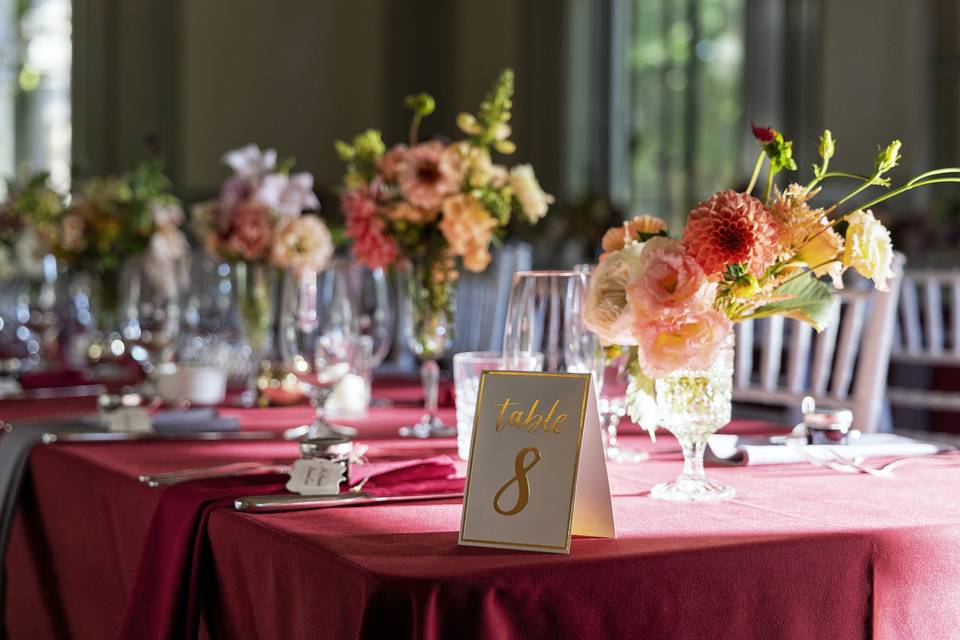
[451,242,533,353]
[888,266,960,411]
[732,254,905,432]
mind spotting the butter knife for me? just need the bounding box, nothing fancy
[234,491,464,513]
[42,430,280,444]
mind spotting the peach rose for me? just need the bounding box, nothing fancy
[627,237,714,318]
[601,226,627,255]
[438,194,497,272]
[624,214,667,240]
[583,243,645,345]
[635,309,732,378]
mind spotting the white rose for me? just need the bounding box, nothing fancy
[842,209,894,291]
[583,243,645,345]
[509,164,554,223]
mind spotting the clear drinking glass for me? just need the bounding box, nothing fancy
[14,255,62,371]
[280,265,359,438]
[453,350,543,460]
[120,255,183,376]
[651,334,736,501]
[599,354,649,463]
[345,260,393,368]
[398,259,457,438]
[502,270,601,377]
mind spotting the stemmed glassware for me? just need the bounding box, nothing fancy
[502,270,601,377]
[280,264,359,438]
[598,353,649,463]
[398,260,457,439]
[120,255,183,377]
[13,255,62,372]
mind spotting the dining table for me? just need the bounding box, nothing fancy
[3,377,960,640]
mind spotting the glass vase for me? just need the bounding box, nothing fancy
[398,258,457,438]
[651,333,735,502]
[232,261,279,406]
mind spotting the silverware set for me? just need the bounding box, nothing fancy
[793,447,960,477]
[138,462,291,487]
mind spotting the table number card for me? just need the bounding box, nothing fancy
[458,371,615,554]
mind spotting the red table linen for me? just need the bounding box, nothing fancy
[4,387,960,638]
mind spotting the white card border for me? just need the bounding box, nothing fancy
[458,370,591,553]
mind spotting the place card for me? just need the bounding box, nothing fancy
[285,458,346,496]
[105,406,153,434]
[458,371,615,554]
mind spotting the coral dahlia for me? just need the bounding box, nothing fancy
[683,190,779,277]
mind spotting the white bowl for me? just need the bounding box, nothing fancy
[155,365,227,406]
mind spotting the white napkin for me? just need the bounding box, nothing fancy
[706,433,951,466]
[0,377,21,399]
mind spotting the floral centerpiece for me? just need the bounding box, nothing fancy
[334,68,553,437]
[0,172,63,281]
[191,144,333,403]
[55,160,188,318]
[585,125,958,501]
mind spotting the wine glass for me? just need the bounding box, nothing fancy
[280,265,359,438]
[14,255,62,372]
[345,260,393,368]
[502,270,601,377]
[398,260,457,439]
[120,255,184,377]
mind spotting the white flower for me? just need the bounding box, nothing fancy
[842,209,894,291]
[149,200,184,228]
[583,243,646,345]
[509,164,553,223]
[258,172,320,217]
[222,144,278,178]
[271,216,333,275]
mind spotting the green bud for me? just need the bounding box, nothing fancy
[875,139,902,173]
[353,129,385,160]
[818,130,835,161]
[730,274,760,298]
[334,140,355,162]
[404,93,436,117]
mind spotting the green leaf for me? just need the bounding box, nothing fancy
[625,348,658,440]
[752,273,837,331]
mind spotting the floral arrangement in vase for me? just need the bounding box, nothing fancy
[54,159,188,312]
[584,125,958,501]
[0,171,64,280]
[191,144,333,403]
[335,68,553,437]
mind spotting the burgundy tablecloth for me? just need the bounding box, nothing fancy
[4,387,960,639]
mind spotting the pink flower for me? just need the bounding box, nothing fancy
[379,145,409,182]
[396,141,463,212]
[224,200,274,261]
[342,187,399,269]
[683,190,779,277]
[635,309,732,378]
[627,237,714,318]
[438,194,497,272]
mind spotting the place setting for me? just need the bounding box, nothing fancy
[4,4,960,638]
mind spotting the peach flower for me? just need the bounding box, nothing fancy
[624,214,667,240]
[438,194,497,272]
[271,215,334,275]
[627,237,714,318]
[397,141,463,212]
[635,309,732,378]
[683,190,779,277]
[387,201,438,225]
[583,243,646,345]
[225,200,274,261]
[379,145,409,182]
[601,226,627,255]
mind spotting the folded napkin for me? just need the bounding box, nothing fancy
[150,408,240,434]
[117,456,463,640]
[707,433,953,466]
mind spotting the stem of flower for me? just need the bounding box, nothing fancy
[746,151,765,195]
[763,167,775,204]
[905,167,960,187]
[408,114,422,147]
[835,170,884,207]
[805,171,877,192]
[846,177,960,215]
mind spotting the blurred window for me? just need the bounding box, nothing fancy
[628,0,744,224]
[0,0,71,193]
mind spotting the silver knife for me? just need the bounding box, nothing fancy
[42,430,282,444]
[234,491,464,513]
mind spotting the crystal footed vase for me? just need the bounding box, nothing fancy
[399,258,457,439]
[651,334,735,502]
[232,261,279,407]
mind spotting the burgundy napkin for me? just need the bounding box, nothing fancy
[117,457,463,640]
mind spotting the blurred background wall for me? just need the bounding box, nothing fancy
[5,0,959,264]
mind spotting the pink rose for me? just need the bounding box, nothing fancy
[627,237,714,318]
[224,200,274,261]
[634,309,731,378]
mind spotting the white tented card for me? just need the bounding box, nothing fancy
[458,371,615,554]
[285,458,346,496]
[106,407,153,433]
